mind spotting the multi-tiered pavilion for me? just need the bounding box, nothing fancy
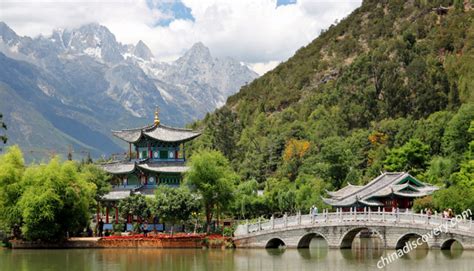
[99,109,200,225]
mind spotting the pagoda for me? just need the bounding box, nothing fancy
[101,108,200,203]
[322,172,439,212]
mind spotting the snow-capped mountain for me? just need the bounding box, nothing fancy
[0,22,258,159]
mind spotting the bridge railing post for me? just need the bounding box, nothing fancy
[298,211,301,225]
[470,218,472,230]
[284,213,288,228]
[382,208,385,222]
[245,220,249,234]
[353,207,356,221]
[258,218,261,231]
[368,208,371,221]
[396,208,400,224]
[339,208,343,222]
[271,215,274,229]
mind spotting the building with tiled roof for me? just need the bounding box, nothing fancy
[100,108,200,223]
[323,172,438,211]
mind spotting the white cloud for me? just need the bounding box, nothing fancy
[0,0,362,74]
[250,61,280,76]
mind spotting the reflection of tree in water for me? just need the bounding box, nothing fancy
[441,247,463,259]
[266,248,286,257]
[297,237,329,260]
[340,230,384,262]
[398,236,429,260]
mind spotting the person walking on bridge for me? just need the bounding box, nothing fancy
[311,205,318,218]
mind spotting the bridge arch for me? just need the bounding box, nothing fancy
[340,227,384,249]
[395,232,426,250]
[297,232,328,249]
[441,238,463,250]
[265,237,286,249]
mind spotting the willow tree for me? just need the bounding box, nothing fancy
[185,150,237,233]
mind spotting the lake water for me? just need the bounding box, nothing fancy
[1,239,473,271]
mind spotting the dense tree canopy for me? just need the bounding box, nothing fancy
[188,1,474,218]
[0,146,110,241]
[153,186,200,234]
[118,194,152,223]
[185,150,237,232]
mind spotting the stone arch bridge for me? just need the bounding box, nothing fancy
[233,209,474,250]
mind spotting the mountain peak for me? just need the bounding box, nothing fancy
[188,42,211,55]
[176,42,213,66]
[133,40,154,61]
[61,23,123,63]
[0,22,19,44]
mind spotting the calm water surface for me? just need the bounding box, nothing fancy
[1,240,472,271]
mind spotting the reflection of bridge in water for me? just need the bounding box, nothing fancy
[233,209,474,250]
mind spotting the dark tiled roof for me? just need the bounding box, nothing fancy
[101,161,189,174]
[102,162,136,174]
[322,172,439,207]
[138,162,189,173]
[112,123,200,143]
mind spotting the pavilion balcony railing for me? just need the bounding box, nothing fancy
[235,208,474,237]
[111,184,141,191]
[131,158,186,163]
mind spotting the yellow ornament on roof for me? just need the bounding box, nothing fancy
[154,107,160,125]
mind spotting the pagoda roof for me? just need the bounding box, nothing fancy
[102,162,136,174]
[102,190,132,201]
[138,162,189,173]
[101,161,189,175]
[112,123,200,143]
[322,172,439,207]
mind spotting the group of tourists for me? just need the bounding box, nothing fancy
[442,208,455,219]
[422,208,455,219]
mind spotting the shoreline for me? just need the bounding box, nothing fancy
[8,234,233,249]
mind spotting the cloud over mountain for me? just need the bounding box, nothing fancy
[1,0,361,74]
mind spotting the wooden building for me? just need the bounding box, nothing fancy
[322,172,438,212]
[99,109,200,226]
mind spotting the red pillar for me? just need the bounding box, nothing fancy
[115,207,119,224]
[106,206,109,224]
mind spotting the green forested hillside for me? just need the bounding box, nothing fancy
[191,0,474,216]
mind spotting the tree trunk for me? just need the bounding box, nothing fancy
[205,205,213,234]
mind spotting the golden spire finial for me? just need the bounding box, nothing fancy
[154,107,160,125]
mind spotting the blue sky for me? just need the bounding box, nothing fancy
[146,0,195,26]
[150,0,298,26]
[277,0,297,7]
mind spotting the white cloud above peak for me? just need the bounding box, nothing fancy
[1,0,362,74]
